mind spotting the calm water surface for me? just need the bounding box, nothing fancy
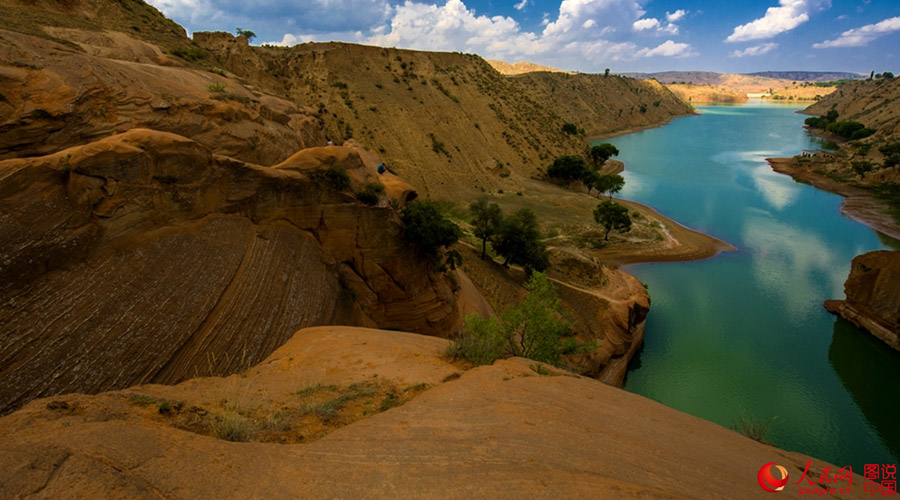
[603,101,900,470]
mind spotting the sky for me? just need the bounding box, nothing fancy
[146,0,900,74]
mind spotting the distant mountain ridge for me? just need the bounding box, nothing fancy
[746,71,865,82]
[623,71,864,83]
[621,70,863,84]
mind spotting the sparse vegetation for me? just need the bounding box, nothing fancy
[170,46,205,61]
[447,272,596,367]
[356,181,384,205]
[731,411,778,444]
[310,165,351,191]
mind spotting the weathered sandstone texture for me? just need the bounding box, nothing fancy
[0,129,462,414]
[0,327,867,499]
[825,250,900,352]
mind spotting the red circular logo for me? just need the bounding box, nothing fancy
[758,462,790,493]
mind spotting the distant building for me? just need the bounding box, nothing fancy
[801,150,835,159]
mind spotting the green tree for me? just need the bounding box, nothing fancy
[547,155,588,185]
[447,272,592,367]
[235,27,256,42]
[593,200,631,241]
[592,174,625,199]
[604,68,610,77]
[401,200,461,267]
[502,272,573,364]
[492,208,548,275]
[561,122,578,135]
[587,143,619,169]
[469,197,503,260]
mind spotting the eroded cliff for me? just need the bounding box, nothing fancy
[0,129,462,413]
[825,250,900,352]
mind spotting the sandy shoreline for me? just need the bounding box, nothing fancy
[767,158,900,241]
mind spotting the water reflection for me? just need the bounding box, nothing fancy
[743,215,846,320]
[828,317,900,461]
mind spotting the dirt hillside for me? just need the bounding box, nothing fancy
[194,33,694,199]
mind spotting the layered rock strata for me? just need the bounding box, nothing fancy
[825,250,900,352]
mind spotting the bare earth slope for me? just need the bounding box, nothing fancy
[803,78,900,139]
[194,33,694,198]
[0,326,866,499]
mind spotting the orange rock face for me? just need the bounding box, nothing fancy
[0,327,868,499]
[0,129,462,414]
[824,250,900,352]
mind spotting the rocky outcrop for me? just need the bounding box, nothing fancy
[825,250,900,352]
[0,129,462,414]
[0,326,867,499]
[0,27,323,165]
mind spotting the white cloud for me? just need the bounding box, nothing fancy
[633,18,660,31]
[730,42,779,57]
[250,0,695,70]
[813,16,900,48]
[635,40,696,58]
[666,9,687,22]
[514,0,528,11]
[726,0,831,43]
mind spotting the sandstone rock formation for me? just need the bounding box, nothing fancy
[0,326,867,499]
[825,250,900,352]
[0,27,323,165]
[0,129,463,414]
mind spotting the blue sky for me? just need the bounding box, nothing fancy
[147,0,900,74]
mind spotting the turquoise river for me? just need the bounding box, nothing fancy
[602,101,900,471]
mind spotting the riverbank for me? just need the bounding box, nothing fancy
[767,157,900,240]
[589,110,699,142]
[597,197,737,266]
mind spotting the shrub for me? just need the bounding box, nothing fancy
[171,46,204,61]
[445,314,505,366]
[401,200,461,267]
[214,410,254,442]
[561,122,578,135]
[852,161,873,176]
[207,82,226,93]
[446,273,594,367]
[356,181,384,205]
[310,165,350,191]
[731,411,778,444]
